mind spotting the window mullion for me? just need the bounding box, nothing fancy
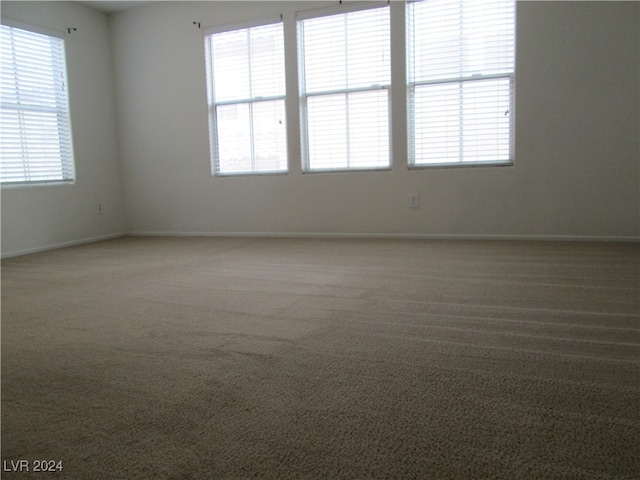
[302,84,388,97]
[345,92,351,168]
[51,37,66,176]
[343,14,350,168]
[246,29,256,170]
[249,101,256,172]
[458,0,464,164]
[11,29,30,181]
[412,73,512,88]
[458,82,463,164]
[214,94,284,106]
[8,29,26,181]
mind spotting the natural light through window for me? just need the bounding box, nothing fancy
[407,0,515,166]
[204,20,287,175]
[298,5,391,172]
[0,23,75,185]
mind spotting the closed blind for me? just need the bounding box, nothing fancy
[1,24,74,184]
[205,21,287,175]
[407,0,515,165]
[299,5,390,171]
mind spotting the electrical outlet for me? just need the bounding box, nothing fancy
[409,193,420,209]
[96,203,104,215]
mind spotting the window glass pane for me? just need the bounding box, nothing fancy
[250,25,286,99]
[345,9,390,89]
[409,1,463,82]
[461,78,511,162]
[302,8,390,93]
[409,0,514,82]
[463,0,515,76]
[252,100,287,172]
[302,17,345,93]
[347,89,389,169]
[215,103,252,173]
[306,90,389,170]
[211,30,250,102]
[306,94,348,170]
[1,109,66,181]
[411,83,462,164]
[411,78,511,165]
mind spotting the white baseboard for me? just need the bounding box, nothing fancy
[4,231,636,259]
[128,231,640,243]
[1,232,126,259]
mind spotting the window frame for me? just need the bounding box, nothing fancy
[297,2,392,173]
[406,0,516,169]
[0,19,75,187]
[203,16,288,177]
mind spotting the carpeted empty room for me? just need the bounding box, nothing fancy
[1,236,638,479]
[1,0,639,478]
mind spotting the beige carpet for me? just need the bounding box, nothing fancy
[1,236,639,479]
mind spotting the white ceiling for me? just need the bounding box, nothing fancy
[75,1,156,13]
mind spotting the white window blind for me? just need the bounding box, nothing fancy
[299,5,390,171]
[204,20,287,175]
[1,23,74,184]
[407,0,515,166]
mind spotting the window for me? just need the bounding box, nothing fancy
[0,22,75,185]
[298,5,390,172]
[407,0,515,166]
[204,19,287,175]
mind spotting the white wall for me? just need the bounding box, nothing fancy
[110,0,638,240]
[1,1,125,257]
[2,1,638,256]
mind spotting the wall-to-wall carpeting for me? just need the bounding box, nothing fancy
[2,237,638,479]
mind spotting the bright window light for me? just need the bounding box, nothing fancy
[407,0,515,166]
[204,21,287,175]
[299,5,391,172]
[0,23,75,185]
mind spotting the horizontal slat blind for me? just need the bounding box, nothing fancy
[1,24,74,184]
[299,6,390,171]
[205,22,287,175]
[408,0,514,165]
